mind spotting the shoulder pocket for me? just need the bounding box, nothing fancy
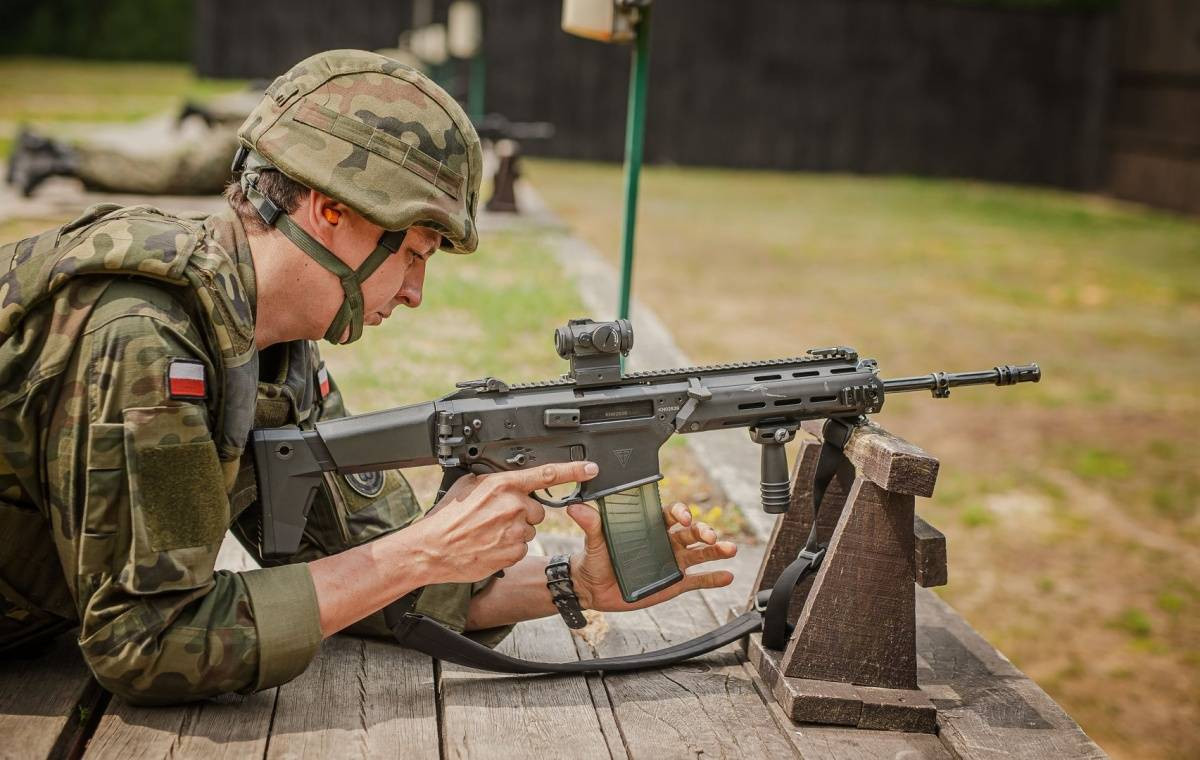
[123,405,228,554]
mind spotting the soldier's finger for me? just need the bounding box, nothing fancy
[681,569,734,592]
[523,497,547,526]
[668,521,700,547]
[679,541,737,568]
[505,461,599,492]
[670,520,715,547]
[665,502,692,528]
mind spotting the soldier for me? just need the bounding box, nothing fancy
[0,50,736,703]
[4,91,258,198]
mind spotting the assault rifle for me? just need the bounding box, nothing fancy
[252,319,1039,673]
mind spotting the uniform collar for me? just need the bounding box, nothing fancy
[203,206,258,321]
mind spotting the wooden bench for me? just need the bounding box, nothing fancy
[2,423,1107,758]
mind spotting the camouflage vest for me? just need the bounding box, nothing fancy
[0,205,260,639]
[0,203,260,468]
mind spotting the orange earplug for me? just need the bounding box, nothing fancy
[322,208,341,225]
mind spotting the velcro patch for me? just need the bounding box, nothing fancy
[167,359,207,399]
[316,363,331,399]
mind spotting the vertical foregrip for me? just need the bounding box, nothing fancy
[597,483,683,603]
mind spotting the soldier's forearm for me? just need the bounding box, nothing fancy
[308,525,442,638]
[464,555,563,630]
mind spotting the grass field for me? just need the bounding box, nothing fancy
[526,158,1200,760]
[0,57,244,156]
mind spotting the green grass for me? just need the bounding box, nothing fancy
[0,57,244,153]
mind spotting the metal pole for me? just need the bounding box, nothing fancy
[469,52,486,123]
[468,4,486,123]
[617,5,651,321]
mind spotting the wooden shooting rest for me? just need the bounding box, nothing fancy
[742,418,946,733]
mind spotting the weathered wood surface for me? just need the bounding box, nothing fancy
[13,531,1103,759]
[799,419,939,497]
[781,478,918,690]
[439,609,616,759]
[86,635,438,760]
[916,588,1107,759]
[0,634,104,760]
[913,515,947,588]
[540,535,798,760]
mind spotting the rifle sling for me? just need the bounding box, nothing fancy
[389,417,857,672]
[389,608,764,674]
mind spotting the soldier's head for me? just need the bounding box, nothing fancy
[227,49,482,344]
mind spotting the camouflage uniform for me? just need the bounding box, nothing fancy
[70,90,261,196]
[0,202,504,704]
[71,129,240,196]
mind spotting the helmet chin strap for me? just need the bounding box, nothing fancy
[235,148,407,344]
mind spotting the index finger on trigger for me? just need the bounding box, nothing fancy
[506,461,599,493]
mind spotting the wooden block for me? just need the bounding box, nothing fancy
[801,419,940,497]
[914,514,948,588]
[746,627,937,733]
[856,684,938,733]
[781,480,918,690]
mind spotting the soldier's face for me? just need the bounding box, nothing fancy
[360,225,440,327]
[326,213,440,342]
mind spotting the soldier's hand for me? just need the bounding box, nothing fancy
[565,501,736,612]
[414,461,599,584]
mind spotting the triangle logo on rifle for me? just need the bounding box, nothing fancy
[613,448,634,468]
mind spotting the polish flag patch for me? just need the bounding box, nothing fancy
[167,359,207,399]
[316,363,331,399]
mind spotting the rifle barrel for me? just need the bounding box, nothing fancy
[882,363,1040,395]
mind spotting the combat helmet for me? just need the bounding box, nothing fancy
[232,49,483,344]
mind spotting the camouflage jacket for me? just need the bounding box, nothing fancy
[0,205,505,704]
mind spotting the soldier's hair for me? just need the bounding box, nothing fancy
[224,170,311,235]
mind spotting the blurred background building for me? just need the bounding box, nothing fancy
[2,0,1195,213]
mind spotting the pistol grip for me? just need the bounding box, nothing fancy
[597,483,683,603]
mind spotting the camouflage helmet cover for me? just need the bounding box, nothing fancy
[237,49,481,253]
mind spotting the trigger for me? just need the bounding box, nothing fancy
[531,484,583,508]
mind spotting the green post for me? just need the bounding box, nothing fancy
[468,6,486,123]
[468,52,486,123]
[617,5,652,321]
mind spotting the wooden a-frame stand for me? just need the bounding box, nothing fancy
[740,419,947,733]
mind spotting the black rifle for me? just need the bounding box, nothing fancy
[252,319,1039,672]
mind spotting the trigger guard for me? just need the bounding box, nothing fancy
[531,485,583,509]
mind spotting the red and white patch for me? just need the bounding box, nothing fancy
[167,359,207,399]
[316,364,331,399]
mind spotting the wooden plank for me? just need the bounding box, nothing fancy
[800,420,939,498]
[0,634,105,760]
[781,479,917,689]
[577,593,798,759]
[913,514,947,588]
[265,635,439,760]
[741,652,953,760]
[86,689,275,759]
[439,615,615,760]
[915,588,1107,759]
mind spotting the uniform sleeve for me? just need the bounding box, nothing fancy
[273,351,513,648]
[47,283,321,704]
